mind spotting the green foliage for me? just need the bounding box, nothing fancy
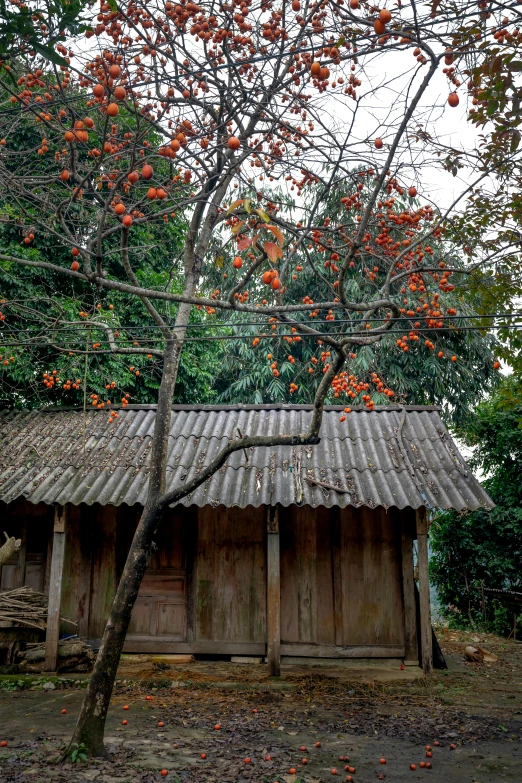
[0,0,88,63]
[69,743,87,763]
[430,377,522,634]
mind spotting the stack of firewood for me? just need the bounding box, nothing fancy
[17,639,95,673]
[0,587,49,629]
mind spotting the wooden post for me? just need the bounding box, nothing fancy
[266,505,281,676]
[44,505,67,672]
[17,518,27,587]
[416,507,432,676]
[401,512,418,665]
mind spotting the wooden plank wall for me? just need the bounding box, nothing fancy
[280,504,405,649]
[195,505,266,644]
[2,500,410,657]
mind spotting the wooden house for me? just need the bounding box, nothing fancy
[0,405,493,674]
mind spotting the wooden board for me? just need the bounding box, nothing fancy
[88,505,118,638]
[60,503,92,636]
[281,505,405,649]
[195,506,266,643]
[266,506,280,676]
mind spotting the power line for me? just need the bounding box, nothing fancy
[0,322,516,349]
[2,311,522,334]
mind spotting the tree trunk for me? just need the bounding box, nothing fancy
[71,327,188,755]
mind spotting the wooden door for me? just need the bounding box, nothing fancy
[127,509,187,641]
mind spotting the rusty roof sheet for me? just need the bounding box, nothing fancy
[0,405,493,511]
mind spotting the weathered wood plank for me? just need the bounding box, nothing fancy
[416,507,432,675]
[280,506,298,642]
[123,639,267,655]
[61,503,92,638]
[184,507,198,644]
[88,505,117,639]
[400,508,418,663]
[214,506,236,640]
[315,506,335,645]
[330,507,344,647]
[281,643,405,658]
[266,506,280,676]
[16,518,27,588]
[340,505,363,644]
[195,506,214,641]
[297,505,317,643]
[44,505,67,672]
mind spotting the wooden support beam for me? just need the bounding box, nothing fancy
[401,513,418,664]
[266,506,281,676]
[17,518,27,588]
[44,505,67,672]
[416,507,432,676]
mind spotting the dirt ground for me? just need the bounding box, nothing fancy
[0,629,521,783]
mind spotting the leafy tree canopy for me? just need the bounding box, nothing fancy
[430,376,522,634]
[214,183,499,426]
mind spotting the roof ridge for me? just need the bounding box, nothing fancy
[0,404,443,413]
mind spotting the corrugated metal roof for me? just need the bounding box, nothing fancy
[0,405,493,511]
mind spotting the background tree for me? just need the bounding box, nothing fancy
[214,182,499,424]
[430,377,522,635]
[0,0,519,757]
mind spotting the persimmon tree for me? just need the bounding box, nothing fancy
[0,0,519,757]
